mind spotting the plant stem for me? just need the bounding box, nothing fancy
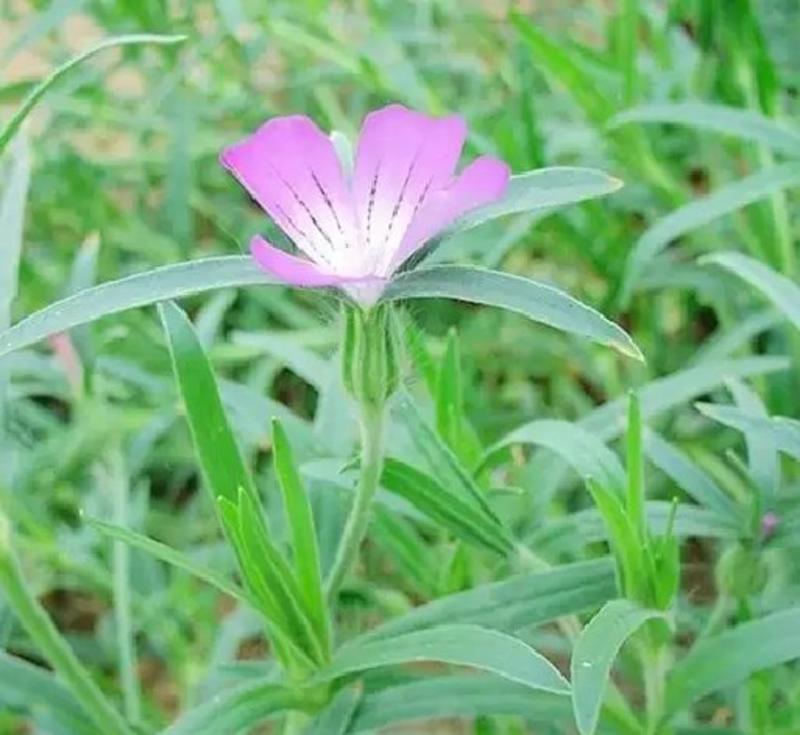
[108,451,141,723]
[325,401,386,601]
[0,512,133,735]
[642,642,668,735]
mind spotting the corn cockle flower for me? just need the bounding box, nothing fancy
[220,104,510,304]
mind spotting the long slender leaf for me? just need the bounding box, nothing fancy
[0,256,272,359]
[482,419,625,488]
[271,420,329,651]
[621,164,800,300]
[161,681,302,735]
[703,251,800,331]
[364,558,616,640]
[385,266,641,359]
[381,458,514,555]
[86,517,251,606]
[571,600,665,735]
[696,403,800,462]
[159,301,257,506]
[664,607,800,718]
[0,34,187,154]
[0,651,99,735]
[612,102,800,157]
[643,431,739,522]
[350,674,574,734]
[453,167,622,232]
[318,624,569,694]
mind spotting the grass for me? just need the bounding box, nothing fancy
[1,1,799,734]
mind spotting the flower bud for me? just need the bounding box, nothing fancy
[341,303,402,408]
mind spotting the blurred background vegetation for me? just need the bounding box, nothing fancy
[1,0,799,732]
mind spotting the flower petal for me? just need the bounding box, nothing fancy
[390,156,510,270]
[249,236,343,287]
[352,104,467,273]
[249,236,387,304]
[221,116,358,271]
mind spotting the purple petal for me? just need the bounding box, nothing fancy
[249,236,343,287]
[352,104,467,270]
[221,116,358,269]
[249,236,387,304]
[390,155,510,270]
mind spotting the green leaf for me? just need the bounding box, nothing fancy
[394,392,499,524]
[625,393,646,541]
[350,674,574,734]
[381,458,514,556]
[227,489,327,667]
[0,651,99,735]
[0,135,30,330]
[727,379,779,498]
[696,403,800,462]
[481,419,625,489]
[385,266,641,359]
[318,624,569,695]
[271,419,330,652]
[703,251,800,331]
[85,516,251,606]
[664,607,800,719]
[512,13,613,124]
[612,102,800,157]
[580,357,789,441]
[586,480,648,603]
[159,300,257,507]
[0,34,187,155]
[453,167,622,232]
[643,432,739,522]
[571,600,665,735]
[621,164,800,301]
[304,686,361,735]
[0,256,271,359]
[364,558,616,640]
[161,681,302,735]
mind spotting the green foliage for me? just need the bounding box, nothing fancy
[1,1,800,734]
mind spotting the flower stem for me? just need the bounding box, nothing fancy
[325,401,386,602]
[0,512,133,735]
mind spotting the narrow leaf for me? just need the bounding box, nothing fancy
[571,600,665,735]
[159,301,257,506]
[0,256,271,359]
[0,34,187,154]
[622,164,800,300]
[318,624,569,695]
[665,607,800,718]
[86,517,251,606]
[703,251,800,331]
[271,419,329,651]
[453,167,622,232]
[385,266,641,359]
[364,558,616,641]
[612,102,800,157]
[350,674,573,734]
[381,458,514,555]
[162,681,301,735]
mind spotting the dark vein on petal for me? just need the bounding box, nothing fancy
[383,154,419,246]
[267,162,337,253]
[366,163,380,247]
[310,170,346,243]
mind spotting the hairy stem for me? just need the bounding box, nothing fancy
[325,402,386,601]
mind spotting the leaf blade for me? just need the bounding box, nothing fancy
[385,266,641,359]
[319,624,569,695]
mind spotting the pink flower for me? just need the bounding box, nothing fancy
[220,104,510,304]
